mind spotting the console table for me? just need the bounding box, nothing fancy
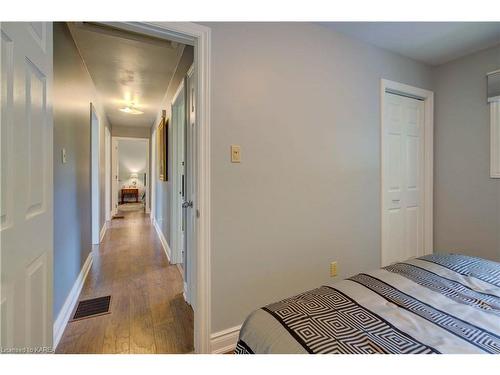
[121,188,139,204]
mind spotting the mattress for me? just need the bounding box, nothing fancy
[235,254,500,354]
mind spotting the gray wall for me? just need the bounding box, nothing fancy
[151,46,194,245]
[53,22,110,318]
[205,22,434,333]
[433,44,500,262]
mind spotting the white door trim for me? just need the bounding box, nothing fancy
[90,103,100,245]
[100,21,212,354]
[104,126,111,221]
[111,137,119,217]
[150,126,156,223]
[380,79,434,266]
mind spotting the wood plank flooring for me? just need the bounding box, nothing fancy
[56,209,194,354]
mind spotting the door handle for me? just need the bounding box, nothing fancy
[182,200,193,208]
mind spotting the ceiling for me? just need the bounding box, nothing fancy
[320,22,500,66]
[68,22,184,128]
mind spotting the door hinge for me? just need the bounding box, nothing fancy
[196,209,200,218]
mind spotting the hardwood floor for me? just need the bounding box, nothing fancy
[56,209,194,354]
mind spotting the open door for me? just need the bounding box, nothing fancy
[171,82,186,266]
[1,22,53,350]
[184,66,196,306]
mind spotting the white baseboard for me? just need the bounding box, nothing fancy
[210,325,241,354]
[153,218,171,263]
[53,251,93,349]
[99,222,107,243]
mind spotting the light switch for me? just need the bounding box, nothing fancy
[62,148,67,164]
[231,145,241,163]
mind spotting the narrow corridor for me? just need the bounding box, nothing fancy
[56,208,193,353]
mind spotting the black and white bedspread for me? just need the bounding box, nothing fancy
[235,254,500,354]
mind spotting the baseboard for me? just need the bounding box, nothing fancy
[53,251,93,349]
[153,218,171,263]
[99,222,107,243]
[210,325,241,354]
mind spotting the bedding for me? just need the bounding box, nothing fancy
[235,254,500,354]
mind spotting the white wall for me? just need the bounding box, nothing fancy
[112,125,150,139]
[433,43,500,262]
[203,22,434,333]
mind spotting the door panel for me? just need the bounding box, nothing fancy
[25,253,48,345]
[382,93,424,266]
[0,22,53,350]
[26,59,47,218]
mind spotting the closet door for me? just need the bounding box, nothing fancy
[382,92,425,266]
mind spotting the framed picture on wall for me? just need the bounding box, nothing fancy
[158,116,169,181]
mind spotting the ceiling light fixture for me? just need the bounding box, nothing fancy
[119,103,143,115]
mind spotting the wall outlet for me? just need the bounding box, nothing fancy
[62,148,67,164]
[330,261,338,277]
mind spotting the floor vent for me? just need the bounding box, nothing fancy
[72,296,111,321]
[112,215,125,219]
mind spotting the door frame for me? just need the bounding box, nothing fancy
[150,126,156,222]
[171,79,186,266]
[111,137,119,217]
[90,103,100,245]
[380,79,434,267]
[118,22,212,354]
[112,136,150,211]
[105,126,111,222]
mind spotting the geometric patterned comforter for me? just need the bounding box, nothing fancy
[235,254,500,354]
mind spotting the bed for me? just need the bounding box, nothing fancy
[235,253,500,354]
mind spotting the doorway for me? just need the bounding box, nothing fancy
[380,79,434,267]
[113,137,150,213]
[0,21,212,354]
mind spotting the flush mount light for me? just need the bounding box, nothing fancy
[119,104,143,115]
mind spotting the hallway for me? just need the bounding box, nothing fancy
[56,209,194,353]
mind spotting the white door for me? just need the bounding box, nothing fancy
[382,92,425,266]
[1,22,53,350]
[171,83,186,266]
[185,66,196,306]
[111,138,119,216]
